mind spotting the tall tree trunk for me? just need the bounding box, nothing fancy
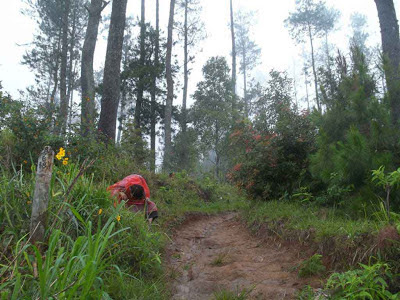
[49,30,62,131]
[59,0,70,135]
[324,32,334,98]
[164,0,176,170]
[150,0,159,172]
[215,121,220,179]
[117,47,130,144]
[375,0,400,126]
[68,67,75,132]
[117,88,126,144]
[67,3,77,133]
[243,51,248,117]
[98,0,128,143]
[50,61,59,122]
[308,24,320,111]
[304,70,310,111]
[67,2,77,103]
[135,0,146,131]
[182,0,188,134]
[230,0,236,96]
[81,0,108,136]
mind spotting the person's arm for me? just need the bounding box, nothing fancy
[119,192,128,200]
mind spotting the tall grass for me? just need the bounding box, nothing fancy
[1,203,127,299]
[0,161,248,299]
[243,200,376,241]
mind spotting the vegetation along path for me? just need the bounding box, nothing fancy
[165,213,316,299]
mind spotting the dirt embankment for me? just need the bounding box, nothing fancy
[165,213,318,299]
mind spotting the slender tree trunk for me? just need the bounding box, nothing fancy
[117,47,130,144]
[293,64,298,109]
[135,0,146,131]
[178,0,190,170]
[67,3,76,103]
[46,70,51,104]
[49,30,62,131]
[308,24,320,111]
[50,63,59,120]
[150,0,159,172]
[325,32,334,98]
[243,51,248,117]
[68,73,75,133]
[375,0,400,126]
[59,0,70,136]
[182,0,188,134]
[98,0,128,143]
[215,121,220,179]
[164,0,176,170]
[230,0,236,97]
[117,88,126,144]
[305,70,310,111]
[81,0,108,136]
[67,4,77,133]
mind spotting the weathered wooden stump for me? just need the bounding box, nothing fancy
[30,146,54,244]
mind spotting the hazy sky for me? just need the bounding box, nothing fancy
[1,0,400,110]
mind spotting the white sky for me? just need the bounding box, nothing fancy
[1,0,400,110]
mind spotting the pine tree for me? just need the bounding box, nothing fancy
[285,0,333,111]
[235,10,261,118]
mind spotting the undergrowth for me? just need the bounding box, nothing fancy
[243,200,376,242]
[0,158,246,299]
[298,254,326,278]
[299,262,400,299]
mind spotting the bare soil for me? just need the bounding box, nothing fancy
[165,213,319,300]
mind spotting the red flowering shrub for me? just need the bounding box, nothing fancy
[228,112,315,200]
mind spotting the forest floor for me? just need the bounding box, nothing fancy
[165,212,319,300]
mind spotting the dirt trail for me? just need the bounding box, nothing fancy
[165,213,317,300]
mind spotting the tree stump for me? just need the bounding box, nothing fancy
[30,146,54,244]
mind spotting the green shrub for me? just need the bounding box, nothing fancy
[326,262,399,299]
[297,285,316,300]
[298,254,326,278]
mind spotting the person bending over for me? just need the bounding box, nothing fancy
[108,174,158,224]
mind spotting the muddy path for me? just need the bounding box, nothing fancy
[165,213,318,300]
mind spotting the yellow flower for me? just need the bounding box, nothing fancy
[116,215,121,222]
[64,157,69,161]
[62,160,68,165]
[98,208,103,215]
[27,201,32,205]
[56,147,66,160]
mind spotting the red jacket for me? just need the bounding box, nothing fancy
[107,174,157,213]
